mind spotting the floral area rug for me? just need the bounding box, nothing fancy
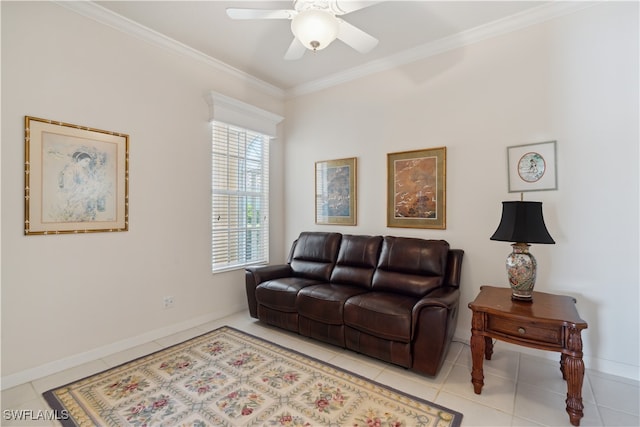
[44,326,462,427]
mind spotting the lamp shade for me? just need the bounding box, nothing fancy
[490,201,555,244]
[291,9,339,51]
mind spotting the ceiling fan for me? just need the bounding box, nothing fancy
[226,0,380,60]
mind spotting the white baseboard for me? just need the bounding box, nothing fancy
[1,307,244,390]
[5,317,637,390]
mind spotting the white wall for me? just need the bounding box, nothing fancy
[284,3,639,379]
[2,1,638,386]
[1,2,286,386]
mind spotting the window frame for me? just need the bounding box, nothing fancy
[206,92,283,274]
[211,123,269,272]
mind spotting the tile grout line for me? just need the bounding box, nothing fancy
[443,341,465,396]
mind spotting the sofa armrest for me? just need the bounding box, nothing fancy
[444,249,464,288]
[412,286,460,321]
[410,286,461,375]
[246,264,293,283]
[245,264,293,318]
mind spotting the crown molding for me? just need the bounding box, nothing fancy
[53,1,286,100]
[286,1,598,98]
[54,1,596,100]
[205,91,284,137]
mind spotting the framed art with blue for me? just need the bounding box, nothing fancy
[315,157,357,225]
[24,116,129,235]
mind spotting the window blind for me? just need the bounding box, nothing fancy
[211,122,269,272]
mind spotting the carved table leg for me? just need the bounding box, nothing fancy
[485,336,493,360]
[564,327,585,426]
[564,355,584,426]
[560,353,567,380]
[470,311,485,394]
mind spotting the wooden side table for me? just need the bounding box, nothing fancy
[468,286,588,426]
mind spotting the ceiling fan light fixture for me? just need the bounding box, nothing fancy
[291,9,339,51]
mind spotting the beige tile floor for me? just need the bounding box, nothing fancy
[2,311,639,426]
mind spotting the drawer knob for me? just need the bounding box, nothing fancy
[518,327,526,334]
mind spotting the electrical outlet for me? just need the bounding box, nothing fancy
[163,296,174,309]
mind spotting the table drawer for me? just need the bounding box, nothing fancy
[487,316,563,345]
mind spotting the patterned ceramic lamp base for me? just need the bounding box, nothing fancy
[506,243,537,301]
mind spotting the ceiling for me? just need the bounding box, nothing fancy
[83,1,580,96]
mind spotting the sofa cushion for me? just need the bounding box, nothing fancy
[256,277,322,312]
[290,232,341,281]
[297,284,368,324]
[372,237,449,297]
[330,235,382,289]
[344,327,412,368]
[343,292,419,343]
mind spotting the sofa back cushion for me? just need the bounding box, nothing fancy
[372,237,449,297]
[290,232,342,281]
[330,235,383,288]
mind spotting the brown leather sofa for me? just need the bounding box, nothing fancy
[245,232,464,376]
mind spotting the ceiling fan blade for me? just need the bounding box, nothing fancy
[337,20,378,53]
[330,0,383,15]
[226,8,294,20]
[284,37,306,60]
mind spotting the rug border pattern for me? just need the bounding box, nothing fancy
[43,325,463,427]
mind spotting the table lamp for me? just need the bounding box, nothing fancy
[490,201,555,301]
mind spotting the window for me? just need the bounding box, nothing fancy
[206,91,282,273]
[211,122,269,272]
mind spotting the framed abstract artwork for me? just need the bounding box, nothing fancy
[315,157,357,225]
[387,147,446,229]
[24,116,129,235]
[507,140,557,192]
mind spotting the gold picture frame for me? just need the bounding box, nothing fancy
[387,147,446,229]
[315,157,357,225]
[24,116,129,235]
